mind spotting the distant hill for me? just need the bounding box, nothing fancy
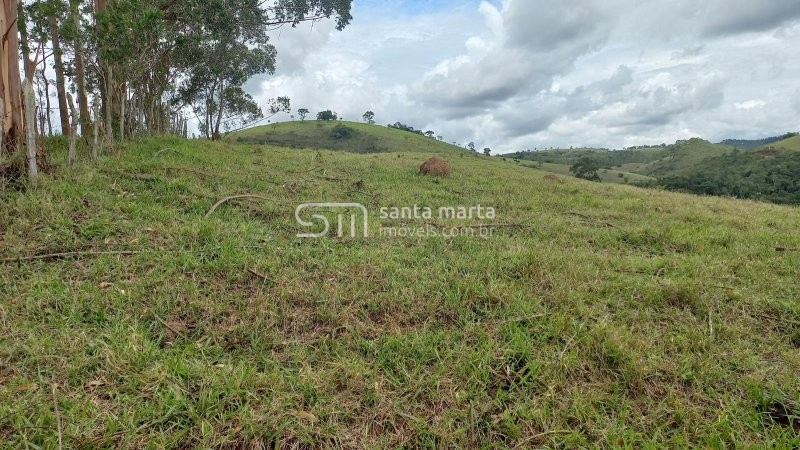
[227,121,469,155]
[507,146,666,168]
[507,137,800,205]
[507,138,733,178]
[626,138,733,178]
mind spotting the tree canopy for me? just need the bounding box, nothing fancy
[570,157,602,182]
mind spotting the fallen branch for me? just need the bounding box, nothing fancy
[288,166,322,174]
[205,194,272,218]
[776,247,799,252]
[100,168,157,181]
[51,384,64,450]
[566,211,618,229]
[151,313,183,337]
[754,313,800,326]
[153,147,185,158]
[162,166,212,178]
[514,430,572,448]
[1,250,142,263]
[559,333,578,360]
[247,268,275,284]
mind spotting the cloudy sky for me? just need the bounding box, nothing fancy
[248,0,800,152]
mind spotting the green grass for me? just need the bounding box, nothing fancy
[227,120,469,155]
[1,136,799,447]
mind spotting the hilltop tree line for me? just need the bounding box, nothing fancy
[720,132,798,149]
[1,0,353,182]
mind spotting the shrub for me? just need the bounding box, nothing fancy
[330,124,355,139]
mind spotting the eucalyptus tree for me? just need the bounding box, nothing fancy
[362,110,375,124]
[93,0,353,139]
[173,0,277,139]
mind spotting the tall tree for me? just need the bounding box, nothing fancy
[89,0,354,140]
[1,0,24,155]
[49,11,70,136]
[17,2,35,82]
[173,1,276,140]
[26,1,57,138]
[93,0,112,140]
[69,0,90,136]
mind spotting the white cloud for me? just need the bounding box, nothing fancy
[242,0,800,151]
[734,100,767,110]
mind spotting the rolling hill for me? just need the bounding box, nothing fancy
[1,135,798,447]
[227,120,469,155]
[508,136,800,204]
[506,138,737,179]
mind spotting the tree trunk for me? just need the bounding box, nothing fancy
[49,15,70,136]
[118,83,125,140]
[213,80,224,140]
[17,2,34,82]
[105,65,113,141]
[95,0,112,141]
[40,63,53,136]
[92,102,99,158]
[67,93,78,166]
[2,0,25,156]
[72,0,90,136]
[23,81,38,180]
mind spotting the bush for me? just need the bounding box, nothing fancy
[330,124,355,139]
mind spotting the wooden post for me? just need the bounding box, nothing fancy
[67,93,78,166]
[23,81,38,180]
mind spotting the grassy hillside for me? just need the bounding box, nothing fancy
[1,137,799,447]
[228,121,468,155]
[624,138,733,177]
[761,134,800,153]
